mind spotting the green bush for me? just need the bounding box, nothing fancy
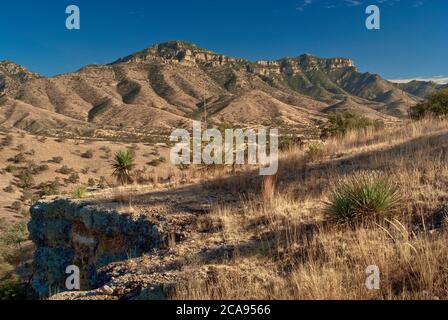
[320,112,380,139]
[73,185,87,199]
[410,89,448,120]
[325,172,401,223]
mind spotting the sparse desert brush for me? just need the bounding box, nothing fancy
[1,134,13,147]
[66,172,80,184]
[16,169,35,189]
[324,171,401,223]
[88,178,96,187]
[320,111,381,139]
[3,185,14,193]
[81,150,94,159]
[305,142,324,160]
[147,156,166,167]
[51,156,63,164]
[37,179,61,197]
[0,221,30,300]
[7,153,26,164]
[56,165,73,175]
[10,201,22,212]
[73,185,87,199]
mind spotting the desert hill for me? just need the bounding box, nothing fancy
[0,41,430,136]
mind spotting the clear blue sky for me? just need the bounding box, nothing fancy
[0,0,446,80]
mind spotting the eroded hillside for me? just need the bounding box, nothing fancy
[0,41,423,137]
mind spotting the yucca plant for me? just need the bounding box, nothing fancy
[325,172,401,223]
[112,150,135,185]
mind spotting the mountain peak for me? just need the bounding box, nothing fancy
[112,40,246,66]
[0,60,40,77]
[295,54,355,71]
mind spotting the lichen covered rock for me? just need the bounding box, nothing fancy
[28,198,161,296]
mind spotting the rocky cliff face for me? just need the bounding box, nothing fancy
[0,61,40,96]
[28,199,162,296]
[113,40,247,67]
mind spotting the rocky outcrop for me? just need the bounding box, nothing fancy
[28,199,162,296]
[0,60,40,96]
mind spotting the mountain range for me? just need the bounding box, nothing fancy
[0,40,441,137]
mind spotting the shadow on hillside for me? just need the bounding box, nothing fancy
[98,130,448,216]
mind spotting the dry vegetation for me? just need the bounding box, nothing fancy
[2,116,448,300]
[169,118,448,300]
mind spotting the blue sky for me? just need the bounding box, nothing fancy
[0,0,446,81]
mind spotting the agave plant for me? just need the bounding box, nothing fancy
[111,150,135,185]
[325,171,401,223]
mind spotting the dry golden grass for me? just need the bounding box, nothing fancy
[173,118,448,300]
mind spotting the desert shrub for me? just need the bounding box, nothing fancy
[37,179,61,197]
[73,185,87,199]
[5,165,18,174]
[1,135,13,147]
[16,170,35,189]
[10,201,22,212]
[88,178,96,187]
[410,89,448,120]
[0,274,28,300]
[16,144,25,152]
[3,185,14,193]
[0,221,29,300]
[56,165,73,175]
[81,150,94,159]
[306,142,325,160]
[325,172,401,223]
[66,172,80,184]
[29,163,49,175]
[36,164,49,173]
[320,112,380,139]
[51,156,63,164]
[279,135,304,152]
[98,176,108,189]
[8,153,26,164]
[147,157,166,167]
